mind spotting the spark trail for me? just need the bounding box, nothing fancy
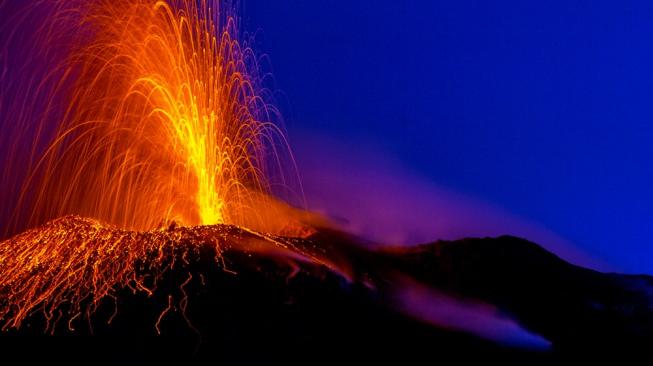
[0,0,301,236]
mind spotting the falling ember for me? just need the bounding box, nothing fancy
[0,0,300,236]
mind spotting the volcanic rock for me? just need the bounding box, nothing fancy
[0,217,651,365]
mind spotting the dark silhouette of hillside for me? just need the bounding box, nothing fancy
[1,218,651,365]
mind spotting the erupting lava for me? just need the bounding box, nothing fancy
[0,0,308,330]
[0,0,300,236]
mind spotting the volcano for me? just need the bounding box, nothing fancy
[0,216,651,365]
[2,1,650,364]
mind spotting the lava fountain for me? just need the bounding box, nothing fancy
[0,0,301,237]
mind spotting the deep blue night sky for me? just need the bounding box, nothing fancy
[245,1,653,274]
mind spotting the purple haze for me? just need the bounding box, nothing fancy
[293,132,610,272]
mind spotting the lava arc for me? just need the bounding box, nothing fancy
[0,0,300,237]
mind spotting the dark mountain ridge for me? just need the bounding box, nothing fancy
[0,217,651,364]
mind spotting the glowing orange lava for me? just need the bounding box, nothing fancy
[0,0,301,236]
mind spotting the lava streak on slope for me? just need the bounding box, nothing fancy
[0,215,337,333]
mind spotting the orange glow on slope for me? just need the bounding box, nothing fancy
[0,0,300,235]
[0,215,334,332]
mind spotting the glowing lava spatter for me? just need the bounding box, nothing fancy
[0,0,300,236]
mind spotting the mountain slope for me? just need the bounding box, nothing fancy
[0,217,651,364]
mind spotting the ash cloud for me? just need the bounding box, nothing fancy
[293,131,609,271]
